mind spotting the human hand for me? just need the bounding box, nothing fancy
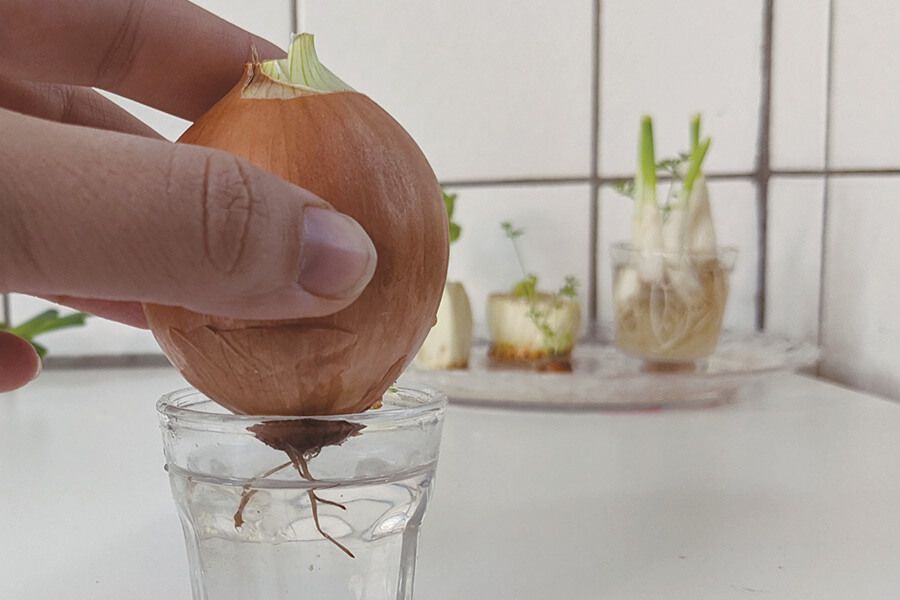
[0,0,378,391]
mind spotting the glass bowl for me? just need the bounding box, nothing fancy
[610,242,738,367]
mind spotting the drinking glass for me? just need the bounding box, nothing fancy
[157,386,447,600]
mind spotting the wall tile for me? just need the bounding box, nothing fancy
[9,295,161,357]
[598,179,758,332]
[820,176,900,399]
[766,177,824,342]
[444,184,591,337]
[830,0,900,168]
[301,0,594,181]
[770,0,830,169]
[599,0,763,175]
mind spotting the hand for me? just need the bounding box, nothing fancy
[0,0,378,392]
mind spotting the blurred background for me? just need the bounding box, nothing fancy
[3,0,898,399]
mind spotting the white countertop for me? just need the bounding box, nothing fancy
[2,368,900,599]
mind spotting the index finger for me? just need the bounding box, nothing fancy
[0,0,285,120]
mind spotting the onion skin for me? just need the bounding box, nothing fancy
[144,64,448,416]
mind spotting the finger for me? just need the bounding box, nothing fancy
[43,296,149,329]
[0,108,377,321]
[0,332,41,393]
[0,75,162,138]
[0,0,285,121]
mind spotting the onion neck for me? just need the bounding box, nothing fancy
[258,33,354,93]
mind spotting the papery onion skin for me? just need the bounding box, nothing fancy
[144,64,448,416]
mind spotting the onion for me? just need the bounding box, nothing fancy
[144,34,448,416]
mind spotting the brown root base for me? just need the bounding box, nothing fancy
[489,343,574,362]
[641,361,697,374]
[442,360,470,370]
[488,345,574,373]
[233,419,366,558]
[538,358,573,373]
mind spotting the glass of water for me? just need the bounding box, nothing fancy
[157,386,447,600]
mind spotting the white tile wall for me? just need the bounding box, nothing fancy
[598,180,759,332]
[599,0,763,175]
[830,0,900,168]
[445,184,592,337]
[820,177,900,398]
[766,177,824,342]
[301,0,594,181]
[770,0,830,169]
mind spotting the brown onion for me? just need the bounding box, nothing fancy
[144,35,448,416]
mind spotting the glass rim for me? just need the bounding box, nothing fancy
[609,241,739,262]
[157,385,447,431]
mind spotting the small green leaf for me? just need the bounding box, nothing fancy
[501,221,524,240]
[656,157,683,175]
[442,190,462,244]
[613,179,635,199]
[512,274,538,298]
[558,276,579,298]
[442,191,457,219]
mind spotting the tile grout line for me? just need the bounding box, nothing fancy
[441,168,900,189]
[772,167,900,177]
[816,0,837,358]
[753,0,775,332]
[587,0,603,332]
[440,171,763,189]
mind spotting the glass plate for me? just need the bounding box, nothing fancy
[399,332,820,411]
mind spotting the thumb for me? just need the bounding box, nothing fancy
[0,108,377,320]
[0,332,40,393]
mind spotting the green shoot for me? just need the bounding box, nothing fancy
[637,116,657,210]
[502,221,529,277]
[690,113,701,152]
[1,309,89,358]
[682,137,711,195]
[501,222,579,354]
[260,33,354,92]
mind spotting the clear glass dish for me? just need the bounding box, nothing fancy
[158,386,447,600]
[401,333,819,411]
